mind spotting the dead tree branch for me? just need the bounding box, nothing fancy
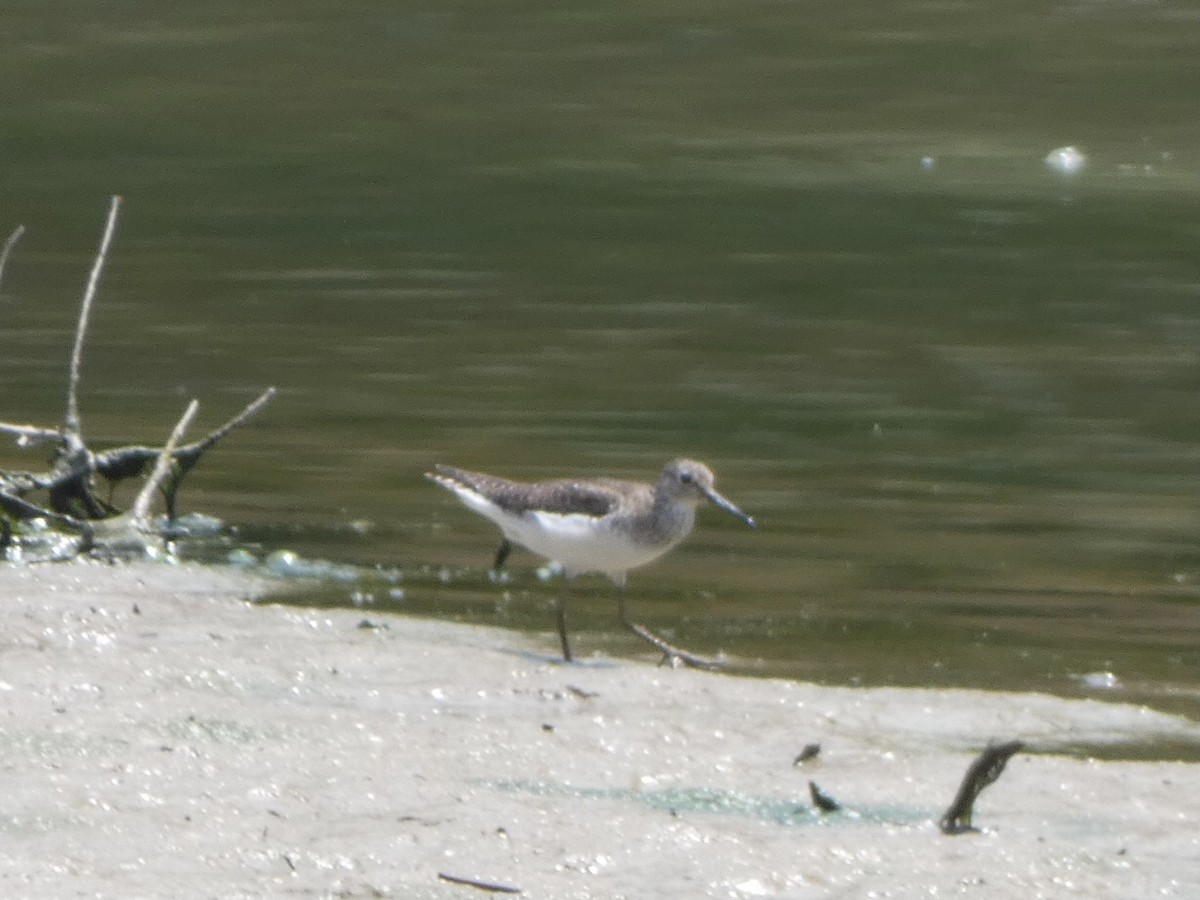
[0,490,91,537]
[65,194,122,440]
[1,422,64,448]
[90,386,277,518]
[1,197,276,559]
[89,399,200,555]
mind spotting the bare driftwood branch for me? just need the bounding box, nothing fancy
[0,224,26,296]
[90,386,278,518]
[183,385,276,457]
[88,399,200,556]
[8,195,129,524]
[157,386,276,517]
[0,421,64,448]
[939,740,1024,835]
[2,389,277,522]
[89,388,277,478]
[1,197,276,558]
[0,490,91,535]
[65,194,122,440]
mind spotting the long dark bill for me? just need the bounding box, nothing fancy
[701,485,756,528]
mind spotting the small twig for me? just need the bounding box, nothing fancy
[90,387,277,475]
[65,194,122,440]
[437,872,522,894]
[0,224,26,296]
[939,740,1024,835]
[623,618,725,671]
[0,421,64,448]
[182,386,276,457]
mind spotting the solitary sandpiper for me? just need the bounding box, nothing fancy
[426,458,755,668]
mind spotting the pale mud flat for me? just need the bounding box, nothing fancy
[2,562,1198,899]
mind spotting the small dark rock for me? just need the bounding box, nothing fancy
[793,743,821,766]
[809,780,841,813]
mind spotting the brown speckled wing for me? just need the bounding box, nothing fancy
[432,466,621,518]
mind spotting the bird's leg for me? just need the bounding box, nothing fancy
[492,538,513,572]
[615,584,724,671]
[555,577,573,663]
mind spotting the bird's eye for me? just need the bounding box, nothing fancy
[679,471,694,484]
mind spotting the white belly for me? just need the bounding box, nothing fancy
[509,510,674,578]
[460,503,666,581]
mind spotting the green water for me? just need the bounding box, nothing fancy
[1,3,1197,725]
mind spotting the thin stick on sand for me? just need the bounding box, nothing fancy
[437,872,523,894]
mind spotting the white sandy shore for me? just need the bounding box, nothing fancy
[2,561,1198,898]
